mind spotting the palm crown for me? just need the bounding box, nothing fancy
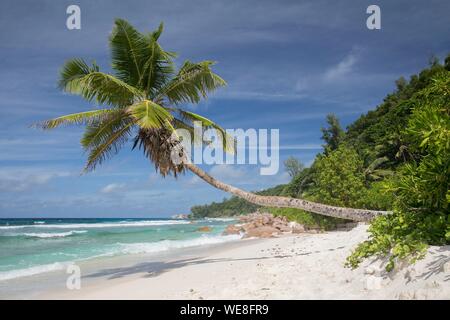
[39,19,231,176]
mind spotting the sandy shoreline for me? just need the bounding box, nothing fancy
[33,224,449,300]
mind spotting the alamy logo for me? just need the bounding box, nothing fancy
[366,5,381,30]
[66,5,81,30]
[66,264,81,290]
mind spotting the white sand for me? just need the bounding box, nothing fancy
[42,224,449,299]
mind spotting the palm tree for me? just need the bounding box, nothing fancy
[37,19,387,222]
[364,156,394,181]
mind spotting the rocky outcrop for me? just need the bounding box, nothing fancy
[197,226,212,232]
[223,224,242,235]
[244,226,280,238]
[290,222,305,234]
[222,212,322,238]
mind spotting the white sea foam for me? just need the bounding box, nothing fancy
[205,217,237,222]
[34,221,46,224]
[0,220,190,230]
[0,262,73,281]
[118,234,242,255]
[21,230,87,238]
[0,234,242,281]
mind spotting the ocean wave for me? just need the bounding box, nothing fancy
[34,221,46,224]
[204,217,237,222]
[21,230,88,238]
[0,220,190,230]
[0,262,73,281]
[118,234,242,255]
[0,234,242,281]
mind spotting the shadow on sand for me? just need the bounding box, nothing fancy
[84,251,316,280]
[417,247,450,282]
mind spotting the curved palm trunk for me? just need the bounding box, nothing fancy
[185,163,389,222]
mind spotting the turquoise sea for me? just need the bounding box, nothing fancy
[0,218,239,282]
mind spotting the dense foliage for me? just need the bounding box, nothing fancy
[284,156,305,178]
[320,114,345,154]
[191,55,450,268]
[308,146,366,208]
[346,70,450,271]
[190,185,286,218]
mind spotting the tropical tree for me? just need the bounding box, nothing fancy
[284,156,304,178]
[321,113,344,154]
[310,145,366,208]
[36,19,387,222]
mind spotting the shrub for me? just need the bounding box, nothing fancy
[347,71,450,271]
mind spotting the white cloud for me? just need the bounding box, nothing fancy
[0,169,71,192]
[100,183,126,194]
[291,47,400,108]
[323,51,359,81]
[295,47,362,93]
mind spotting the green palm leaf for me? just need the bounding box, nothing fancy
[172,117,195,134]
[365,156,389,173]
[35,109,114,129]
[140,40,175,97]
[158,60,226,104]
[81,110,133,150]
[128,100,173,129]
[177,110,235,153]
[110,18,148,87]
[147,22,164,41]
[171,117,216,147]
[84,121,134,172]
[59,58,143,107]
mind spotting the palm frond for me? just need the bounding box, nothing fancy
[172,117,195,134]
[127,100,173,129]
[81,109,133,150]
[148,22,164,41]
[140,41,175,98]
[83,121,134,172]
[59,58,143,107]
[110,18,148,87]
[177,110,235,153]
[365,156,394,181]
[35,109,114,130]
[171,117,213,147]
[136,22,177,97]
[365,156,389,173]
[158,60,226,105]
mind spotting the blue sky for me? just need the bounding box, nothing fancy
[0,0,449,218]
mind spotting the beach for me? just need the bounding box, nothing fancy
[35,224,449,300]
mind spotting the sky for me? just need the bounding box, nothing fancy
[0,0,449,218]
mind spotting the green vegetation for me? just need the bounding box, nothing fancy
[190,185,285,218]
[269,208,342,230]
[284,156,305,178]
[192,55,450,268]
[308,145,366,208]
[320,114,345,154]
[346,70,450,271]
